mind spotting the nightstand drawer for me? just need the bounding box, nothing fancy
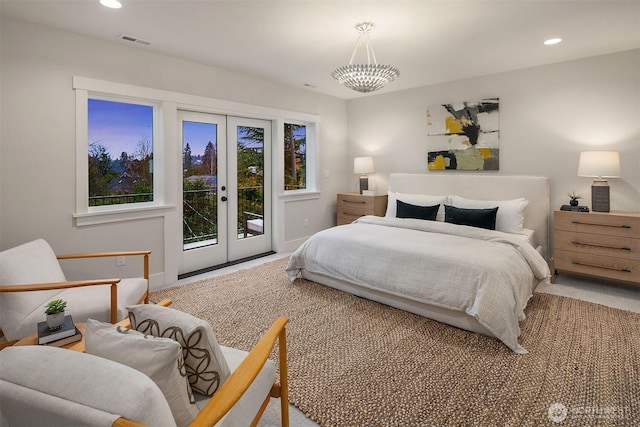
[554,249,640,283]
[554,210,640,238]
[338,193,375,211]
[554,230,640,261]
[337,210,366,225]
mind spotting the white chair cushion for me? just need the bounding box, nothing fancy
[0,239,67,341]
[0,276,147,342]
[0,345,177,427]
[85,319,198,427]
[194,345,277,427]
[0,239,67,284]
[128,304,232,396]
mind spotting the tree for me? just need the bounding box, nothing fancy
[183,142,192,170]
[201,141,217,176]
[88,141,116,198]
[134,136,153,189]
[284,124,306,189]
[119,151,129,168]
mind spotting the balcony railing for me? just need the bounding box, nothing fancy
[91,185,304,245]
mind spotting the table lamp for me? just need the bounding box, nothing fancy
[354,156,374,194]
[577,151,620,212]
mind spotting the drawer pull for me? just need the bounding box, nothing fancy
[571,241,631,251]
[571,260,632,273]
[571,220,632,229]
[341,199,366,205]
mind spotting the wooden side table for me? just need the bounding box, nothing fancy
[15,323,88,352]
[336,192,388,225]
[11,300,172,352]
[553,209,640,284]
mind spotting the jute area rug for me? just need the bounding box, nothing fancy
[151,258,639,427]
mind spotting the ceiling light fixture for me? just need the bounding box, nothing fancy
[100,0,122,9]
[331,22,400,93]
[544,38,562,45]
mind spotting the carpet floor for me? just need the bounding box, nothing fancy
[151,258,639,426]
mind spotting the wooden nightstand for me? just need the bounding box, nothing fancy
[336,193,388,226]
[553,210,640,285]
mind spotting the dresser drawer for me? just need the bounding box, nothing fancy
[554,249,640,283]
[554,230,640,261]
[554,210,640,238]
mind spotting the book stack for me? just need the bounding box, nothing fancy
[37,315,82,347]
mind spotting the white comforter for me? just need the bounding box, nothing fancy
[285,216,551,354]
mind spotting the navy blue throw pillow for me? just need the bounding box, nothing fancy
[444,205,499,230]
[396,200,440,221]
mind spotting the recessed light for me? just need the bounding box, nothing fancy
[544,38,562,45]
[100,0,122,9]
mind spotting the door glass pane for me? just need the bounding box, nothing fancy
[237,126,264,239]
[183,121,218,249]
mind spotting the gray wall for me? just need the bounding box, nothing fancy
[346,50,640,215]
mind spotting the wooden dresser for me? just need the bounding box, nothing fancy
[336,193,388,226]
[553,210,640,285]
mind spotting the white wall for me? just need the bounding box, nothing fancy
[0,17,347,287]
[2,16,638,286]
[347,50,640,217]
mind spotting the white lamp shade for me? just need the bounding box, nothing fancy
[354,156,374,174]
[577,151,621,178]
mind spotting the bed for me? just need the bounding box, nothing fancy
[286,173,551,353]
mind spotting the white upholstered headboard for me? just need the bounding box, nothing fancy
[388,173,550,259]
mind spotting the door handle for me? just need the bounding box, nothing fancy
[221,186,226,191]
[221,196,227,202]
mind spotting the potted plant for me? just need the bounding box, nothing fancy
[44,298,67,330]
[567,191,582,207]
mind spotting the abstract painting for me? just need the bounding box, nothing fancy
[427,98,500,171]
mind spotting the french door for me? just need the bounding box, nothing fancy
[178,111,271,275]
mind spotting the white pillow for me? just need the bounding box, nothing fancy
[85,319,198,427]
[386,191,449,221]
[450,196,529,234]
[127,304,231,396]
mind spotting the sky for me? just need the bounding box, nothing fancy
[183,121,218,157]
[88,98,153,158]
[89,98,303,159]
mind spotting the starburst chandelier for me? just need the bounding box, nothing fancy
[331,22,400,93]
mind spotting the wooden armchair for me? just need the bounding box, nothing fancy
[0,239,150,346]
[0,299,290,427]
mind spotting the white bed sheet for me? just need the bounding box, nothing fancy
[286,216,551,353]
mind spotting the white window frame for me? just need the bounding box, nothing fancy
[73,79,169,226]
[277,120,320,201]
[281,120,317,195]
[73,76,320,229]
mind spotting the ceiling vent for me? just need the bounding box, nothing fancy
[118,34,151,46]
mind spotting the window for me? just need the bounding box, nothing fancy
[88,98,155,207]
[284,123,306,191]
